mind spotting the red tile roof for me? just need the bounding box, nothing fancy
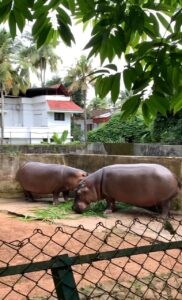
[47,100,83,112]
[93,116,110,124]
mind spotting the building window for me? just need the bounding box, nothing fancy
[54,112,65,121]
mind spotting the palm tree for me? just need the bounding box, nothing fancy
[0,30,14,144]
[64,55,94,142]
[0,30,30,144]
[20,43,61,87]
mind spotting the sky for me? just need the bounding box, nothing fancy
[55,22,96,76]
[44,21,100,100]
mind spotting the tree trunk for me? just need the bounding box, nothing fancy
[83,89,87,143]
[40,58,43,87]
[0,88,4,145]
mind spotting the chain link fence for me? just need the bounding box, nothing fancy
[0,215,181,299]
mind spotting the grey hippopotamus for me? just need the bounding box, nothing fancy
[16,161,88,205]
[73,164,181,216]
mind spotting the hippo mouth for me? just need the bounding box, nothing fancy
[72,206,83,214]
[72,201,88,214]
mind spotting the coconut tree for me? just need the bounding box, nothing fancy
[20,43,61,87]
[0,30,30,144]
[0,30,14,144]
[64,55,94,142]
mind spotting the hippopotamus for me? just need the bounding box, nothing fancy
[73,164,181,216]
[16,162,88,205]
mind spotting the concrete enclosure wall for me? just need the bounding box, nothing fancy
[0,143,182,156]
[0,153,181,210]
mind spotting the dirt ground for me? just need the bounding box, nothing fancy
[0,199,182,299]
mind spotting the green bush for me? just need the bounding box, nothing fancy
[71,123,84,142]
[149,111,182,145]
[88,113,150,143]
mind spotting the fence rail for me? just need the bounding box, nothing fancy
[0,217,182,299]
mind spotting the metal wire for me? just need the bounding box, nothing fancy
[0,215,181,299]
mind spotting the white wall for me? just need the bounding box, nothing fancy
[47,112,71,135]
[3,95,76,143]
[22,97,47,127]
[4,98,23,126]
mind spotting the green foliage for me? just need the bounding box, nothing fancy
[71,123,84,142]
[148,110,182,144]
[64,81,84,107]
[29,200,107,219]
[51,130,68,144]
[25,199,133,221]
[20,42,60,87]
[0,1,182,118]
[45,76,62,86]
[87,96,109,111]
[32,201,73,220]
[87,113,150,143]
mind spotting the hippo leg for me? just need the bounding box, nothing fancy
[104,198,116,214]
[62,190,69,201]
[24,190,36,202]
[161,200,171,218]
[53,192,60,206]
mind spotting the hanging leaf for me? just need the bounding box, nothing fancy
[57,7,71,25]
[36,23,52,48]
[9,11,16,38]
[77,0,90,13]
[84,33,103,50]
[136,41,155,57]
[95,76,102,97]
[0,0,12,7]
[14,0,32,20]
[142,102,152,124]
[14,9,25,32]
[123,68,135,91]
[0,2,12,23]
[157,12,173,33]
[121,95,141,119]
[147,94,170,116]
[33,0,44,9]
[68,0,75,13]
[103,64,118,71]
[132,71,150,93]
[100,76,113,99]
[58,19,75,46]
[48,0,62,9]
[32,14,48,37]
[171,92,182,114]
[149,12,160,36]
[174,11,182,33]
[111,73,121,103]
[88,69,110,77]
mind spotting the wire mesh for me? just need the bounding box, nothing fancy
[0,215,181,299]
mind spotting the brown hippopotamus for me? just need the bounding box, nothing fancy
[16,161,88,205]
[73,164,181,216]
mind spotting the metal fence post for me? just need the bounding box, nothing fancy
[51,255,80,300]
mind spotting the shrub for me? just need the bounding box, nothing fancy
[87,113,150,143]
[150,111,182,144]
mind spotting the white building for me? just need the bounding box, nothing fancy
[1,85,83,144]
